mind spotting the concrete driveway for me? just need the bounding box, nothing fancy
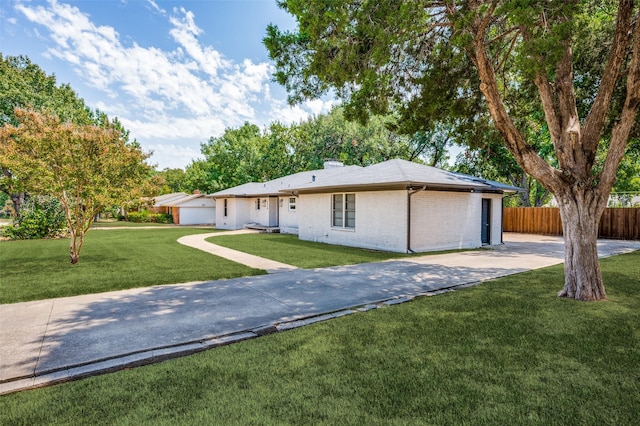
[1,233,639,395]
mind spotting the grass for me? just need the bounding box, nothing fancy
[0,228,263,304]
[1,251,639,424]
[90,220,173,228]
[207,233,443,268]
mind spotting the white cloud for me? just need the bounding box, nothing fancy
[146,0,166,15]
[305,99,335,116]
[118,114,226,141]
[265,98,336,125]
[15,0,328,169]
[146,143,203,170]
[16,1,272,128]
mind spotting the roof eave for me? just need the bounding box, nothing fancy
[286,181,498,194]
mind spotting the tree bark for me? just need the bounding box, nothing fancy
[466,3,624,301]
[556,193,606,300]
[10,192,26,216]
[69,229,83,264]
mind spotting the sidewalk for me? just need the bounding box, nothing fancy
[177,230,298,273]
[1,234,639,395]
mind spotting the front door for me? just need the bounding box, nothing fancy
[268,197,279,227]
[481,198,491,245]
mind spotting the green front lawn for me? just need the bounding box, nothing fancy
[0,228,263,304]
[208,233,431,268]
[90,220,173,228]
[1,251,639,424]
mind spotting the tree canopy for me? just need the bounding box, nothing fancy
[265,0,640,301]
[183,107,449,193]
[0,109,152,263]
[0,54,95,214]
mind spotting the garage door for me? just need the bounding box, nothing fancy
[179,207,215,225]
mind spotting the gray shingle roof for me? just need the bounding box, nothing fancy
[209,165,362,197]
[286,159,522,193]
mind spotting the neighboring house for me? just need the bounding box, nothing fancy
[210,159,521,253]
[150,192,188,214]
[152,192,216,225]
[211,161,361,233]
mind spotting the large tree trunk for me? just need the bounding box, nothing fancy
[467,1,640,301]
[556,196,606,301]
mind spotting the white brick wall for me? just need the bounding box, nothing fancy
[488,193,504,245]
[299,189,504,253]
[215,198,251,230]
[278,196,299,234]
[218,190,505,247]
[248,197,271,226]
[409,191,481,251]
[298,191,408,252]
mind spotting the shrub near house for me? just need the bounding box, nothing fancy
[127,210,173,224]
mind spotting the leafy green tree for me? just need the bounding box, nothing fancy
[0,109,152,264]
[189,109,412,191]
[183,160,221,194]
[265,0,640,301]
[293,106,418,169]
[200,122,268,189]
[0,192,9,217]
[155,168,188,194]
[406,125,453,167]
[0,54,94,214]
[453,145,552,207]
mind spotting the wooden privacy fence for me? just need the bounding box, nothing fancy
[503,207,640,240]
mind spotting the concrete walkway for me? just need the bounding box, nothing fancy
[1,234,639,395]
[177,230,297,273]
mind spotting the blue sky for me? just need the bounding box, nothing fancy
[1,0,336,169]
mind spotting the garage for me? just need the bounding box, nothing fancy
[170,194,216,225]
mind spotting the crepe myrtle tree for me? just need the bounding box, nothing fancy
[0,109,152,264]
[265,0,640,301]
[0,54,94,215]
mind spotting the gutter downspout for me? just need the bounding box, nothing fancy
[407,186,427,253]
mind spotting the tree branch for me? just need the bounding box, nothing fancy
[582,0,636,157]
[468,6,559,192]
[597,7,640,210]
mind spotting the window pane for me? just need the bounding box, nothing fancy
[346,211,356,228]
[345,194,355,210]
[333,211,343,227]
[332,194,343,211]
[332,194,343,227]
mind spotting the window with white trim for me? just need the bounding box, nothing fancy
[223,199,228,217]
[289,197,296,211]
[332,193,355,228]
[255,198,261,210]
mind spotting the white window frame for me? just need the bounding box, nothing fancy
[255,198,261,210]
[289,197,296,211]
[332,193,355,229]
[223,199,228,217]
